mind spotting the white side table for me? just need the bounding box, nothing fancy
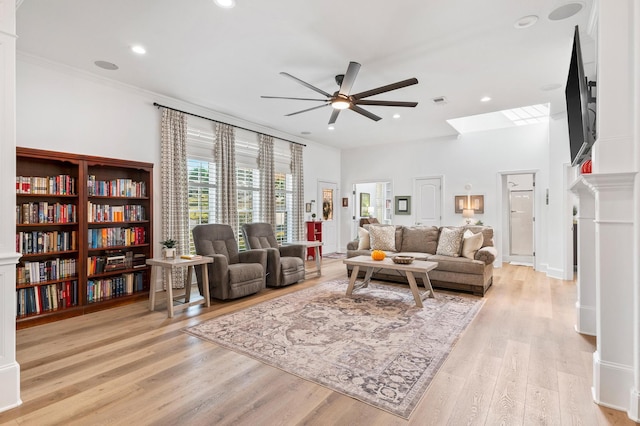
[146,256,213,318]
[284,240,323,277]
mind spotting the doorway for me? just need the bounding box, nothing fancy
[318,181,338,254]
[506,173,535,265]
[353,181,392,235]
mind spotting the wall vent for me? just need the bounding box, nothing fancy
[432,96,447,105]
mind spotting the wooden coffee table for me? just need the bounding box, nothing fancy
[343,255,438,308]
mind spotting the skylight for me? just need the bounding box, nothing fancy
[447,103,550,134]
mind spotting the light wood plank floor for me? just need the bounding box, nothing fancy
[1,260,635,425]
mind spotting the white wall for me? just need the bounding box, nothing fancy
[341,123,556,270]
[16,56,340,255]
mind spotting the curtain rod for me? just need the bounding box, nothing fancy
[153,102,306,147]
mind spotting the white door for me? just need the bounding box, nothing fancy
[318,181,338,254]
[510,190,534,256]
[414,177,442,227]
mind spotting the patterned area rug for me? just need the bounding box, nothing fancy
[184,280,483,419]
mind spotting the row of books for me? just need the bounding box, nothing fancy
[16,230,77,255]
[87,176,147,198]
[87,227,146,249]
[16,202,77,225]
[87,252,146,275]
[16,280,78,317]
[87,202,145,223]
[86,271,145,303]
[17,258,77,284]
[16,175,76,195]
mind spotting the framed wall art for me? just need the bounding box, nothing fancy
[395,196,411,215]
[360,192,370,217]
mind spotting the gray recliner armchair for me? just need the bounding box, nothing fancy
[192,224,267,300]
[242,222,305,287]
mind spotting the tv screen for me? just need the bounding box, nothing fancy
[565,25,593,167]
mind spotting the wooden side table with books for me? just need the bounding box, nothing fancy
[146,255,212,318]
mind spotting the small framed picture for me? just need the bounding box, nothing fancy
[395,196,411,215]
[342,197,348,207]
[305,202,312,213]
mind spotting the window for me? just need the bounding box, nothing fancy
[186,118,216,254]
[186,120,296,252]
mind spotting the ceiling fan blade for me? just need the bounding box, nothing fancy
[355,100,418,107]
[351,78,419,100]
[339,61,361,96]
[280,72,332,97]
[349,105,382,121]
[328,109,341,125]
[261,96,327,101]
[285,103,329,117]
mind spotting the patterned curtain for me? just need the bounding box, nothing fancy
[291,143,305,241]
[215,123,238,232]
[160,108,188,288]
[258,134,275,225]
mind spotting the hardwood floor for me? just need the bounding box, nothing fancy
[1,260,635,425]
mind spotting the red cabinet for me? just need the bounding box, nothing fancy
[306,221,322,259]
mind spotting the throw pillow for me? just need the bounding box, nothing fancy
[357,227,371,250]
[369,225,397,251]
[461,229,484,260]
[435,227,464,257]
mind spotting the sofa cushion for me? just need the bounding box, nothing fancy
[462,229,484,259]
[436,227,464,257]
[428,254,486,275]
[369,225,397,251]
[357,227,371,250]
[400,226,439,254]
[464,225,494,247]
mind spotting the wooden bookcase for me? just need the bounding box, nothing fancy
[305,221,322,259]
[15,147,153,329]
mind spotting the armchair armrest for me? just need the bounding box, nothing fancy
[279,244,304,260]
[475,246,497,265]
[239,248,267,268]
[207,254,229,291]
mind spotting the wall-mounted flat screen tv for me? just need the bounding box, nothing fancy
[565,25,595,167]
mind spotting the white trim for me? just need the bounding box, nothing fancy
[592,351,634,411]
[575,301,596,336]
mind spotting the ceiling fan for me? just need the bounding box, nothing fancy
[261,61,419,125]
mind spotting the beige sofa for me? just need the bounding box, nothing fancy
[346,225,497,296]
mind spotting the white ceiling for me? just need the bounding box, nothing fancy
[15,0,595,150]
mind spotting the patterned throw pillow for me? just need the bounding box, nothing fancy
[369,225,397,251]
[461,229,484,259]
[436,227,464,257]
[357,227,371,250]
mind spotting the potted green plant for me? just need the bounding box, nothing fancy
[160,238,177,259]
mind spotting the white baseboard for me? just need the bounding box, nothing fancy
[592,351,634,412]
[546,266,565,280]
[0,361,21,413]
[574,301,596,336]
[628,389,640,423]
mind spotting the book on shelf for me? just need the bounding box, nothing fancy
[180,254,202,260]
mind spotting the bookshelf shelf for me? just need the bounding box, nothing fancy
[16,147,153,329]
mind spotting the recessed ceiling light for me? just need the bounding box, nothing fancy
[514,15,538,29]
[548,2,583,21]
[393,113,401,119]
[94,60,119,70]
[480,96,491,102]
[214,0,236,9]
[131,45,146,55]
[328,126,335,131]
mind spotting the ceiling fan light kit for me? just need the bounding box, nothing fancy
[262,61,419,124]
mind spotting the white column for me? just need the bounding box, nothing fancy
[0,0,21,413]
[587,0,639,418]
[569,178,596,336]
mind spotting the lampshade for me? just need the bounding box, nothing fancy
[462,209,475,218]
